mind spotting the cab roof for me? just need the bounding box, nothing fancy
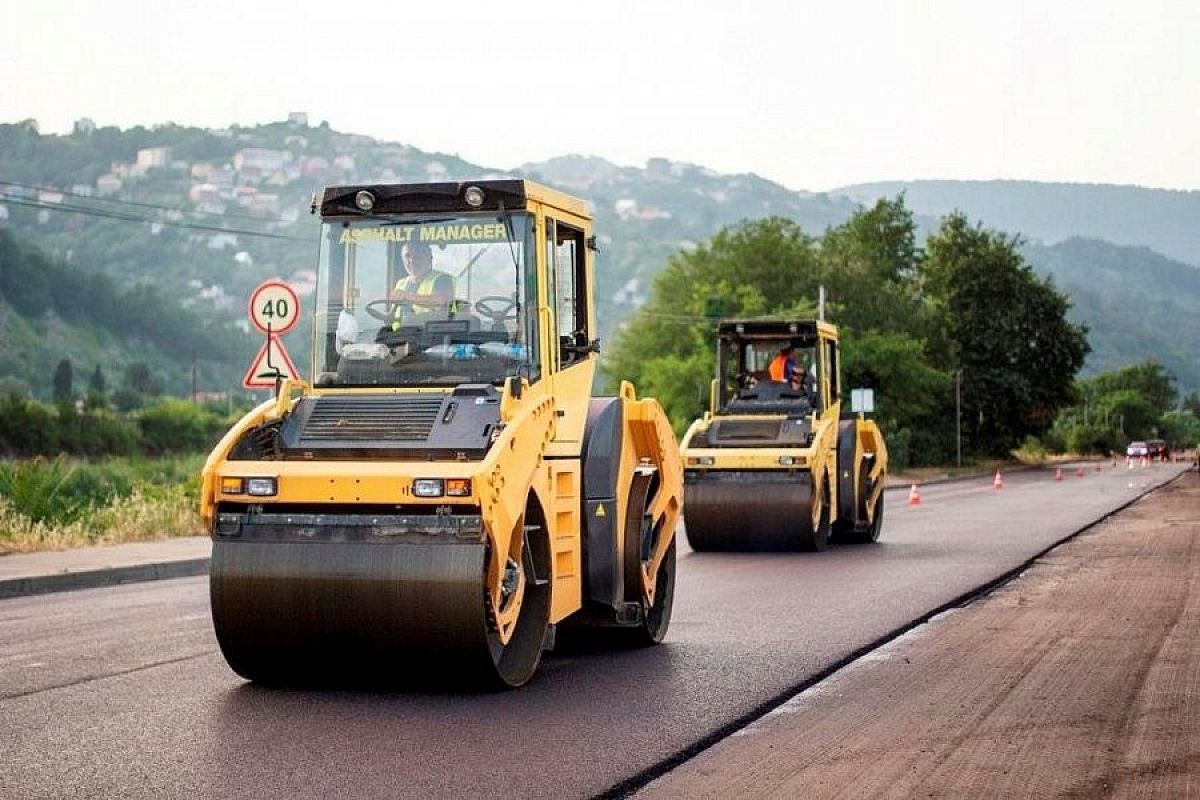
[319,179,590,220]
[717,319,838,340]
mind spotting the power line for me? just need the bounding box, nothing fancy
[2,196,311,242]
[0,178,305,227]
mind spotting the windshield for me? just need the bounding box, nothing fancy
[312,213,538,387]
[718,336,819,413]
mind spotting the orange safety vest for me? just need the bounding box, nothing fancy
[769,352,791,382]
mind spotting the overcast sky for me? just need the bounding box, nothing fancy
[2,0,1196,192]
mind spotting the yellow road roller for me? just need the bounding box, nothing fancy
[200,180,682,688]
[680,319,887,551]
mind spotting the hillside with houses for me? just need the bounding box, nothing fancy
[1,115,1198,398]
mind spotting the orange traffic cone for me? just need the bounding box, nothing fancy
[993,470,1004,490]
[1055,467,1063,481]
[1076,466,1085,478]
[907,484,922,506]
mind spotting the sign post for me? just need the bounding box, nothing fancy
[244,281,301,391]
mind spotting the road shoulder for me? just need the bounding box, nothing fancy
[637,473,1200,798]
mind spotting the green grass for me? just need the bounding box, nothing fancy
[0,454,204,553]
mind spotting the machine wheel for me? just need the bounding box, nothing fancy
[832,420,859,538]
[843,489,885,545]
[796,476,831,551]
[623,530,676,646]
[482,524,552,688]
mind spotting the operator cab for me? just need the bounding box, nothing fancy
[313,183,543,387]
[715,320,835,416]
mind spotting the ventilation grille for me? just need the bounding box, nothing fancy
[712,419,783,442]
[299,397,444,443]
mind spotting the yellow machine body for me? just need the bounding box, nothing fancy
[201,180,682,687]
[679,319,887,551]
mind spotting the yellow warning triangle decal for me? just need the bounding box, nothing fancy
[595,504,606,517]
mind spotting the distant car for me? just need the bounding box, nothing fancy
[1126,441,1149,458]
[1147,439,1170,460]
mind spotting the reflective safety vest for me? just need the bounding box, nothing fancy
[769,352,792,382]
[392,271,452,328]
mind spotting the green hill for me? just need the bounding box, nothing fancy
[1023,238,1200,390]
[835,179,1200,267]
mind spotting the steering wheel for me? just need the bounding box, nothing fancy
[474,295,517,324]
[365,298,405,322]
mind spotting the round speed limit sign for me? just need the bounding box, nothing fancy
[248,281,301,335]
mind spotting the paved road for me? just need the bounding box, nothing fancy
[0,463,1187,799]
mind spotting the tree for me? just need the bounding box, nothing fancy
[126,362,162,397]
[842,330,954,462]
[818,196,924,336]
[921,214,1089,456]
[53,359,74,402]
[604,217,821,432]
[1084,360,1176,417]
[88,364,107,395]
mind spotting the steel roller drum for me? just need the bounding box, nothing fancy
[210,516,546,688]
[683,471,815,551]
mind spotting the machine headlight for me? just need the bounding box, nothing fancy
[355,190,375,211]
[413,479,445,498]
[245,477,278,496]
[221,477,245,494]
[779,456,796,466]
[687,456,716,466]
[445,478,472,497]
[463,186,485,207]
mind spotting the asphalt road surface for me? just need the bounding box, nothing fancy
[0,462,1187,799]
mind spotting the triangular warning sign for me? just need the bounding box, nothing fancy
[243,335,301,389]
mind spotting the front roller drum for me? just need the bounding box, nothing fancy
[211,533,550,689]
[683,470,823,552]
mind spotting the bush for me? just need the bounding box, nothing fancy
[888,427,912,472]
[1064,423,1121,455]
[137,398,226,454]
[1013,436,1047,465]
[0,393,59,455]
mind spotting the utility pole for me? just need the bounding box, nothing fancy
[955,369,963,468]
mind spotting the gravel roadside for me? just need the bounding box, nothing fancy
[637,471,1200,799]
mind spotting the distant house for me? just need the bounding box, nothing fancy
[614,198,638,220]
[189,183,221,205]
[248,193,280,216]
[96,174,122,196]
[234,148,293,174]
[287,111,309,127]
[207,233,238,250]
[191,162,215,180]
[232,186,258,206]
[299,156,330,177]
[136,147,172,170]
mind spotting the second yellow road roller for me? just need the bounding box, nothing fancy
[200,179,682,688]
[680,319,887,551]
